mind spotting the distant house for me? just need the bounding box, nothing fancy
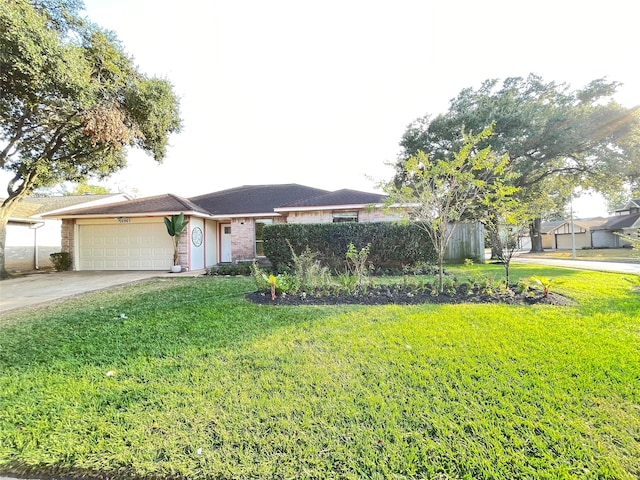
[613,198,640,215]
[4,194,129,272]
[540,217,607,249]
[591,213,640,248]
[43,184,485,272]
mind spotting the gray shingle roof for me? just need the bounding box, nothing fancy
[45,194,209,217]
[40,184,387,218]
[21,194,121,214]
[189,184,330,215]
[278,189,387,209]
[592,212,640,230]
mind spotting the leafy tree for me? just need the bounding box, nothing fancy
[65,182,111,196]
[0,0,182,278]
[482,193,532,286]
[383,125,512,293]
[394,74,640,252]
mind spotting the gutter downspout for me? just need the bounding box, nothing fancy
[29,222,45,269]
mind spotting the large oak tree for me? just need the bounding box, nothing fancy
[0,0,182,278]
[394,74,640,251]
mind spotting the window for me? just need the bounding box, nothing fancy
[255,219,272,256]
[332,211,358,223]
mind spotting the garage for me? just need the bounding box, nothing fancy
[555,232,591,250]
[77,219,173,270]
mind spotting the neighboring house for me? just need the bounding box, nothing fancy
[43,183,484,272]
[540,217,607,250]
[591,213,640,248]
[4,194,129,272]
[613,198,640,215]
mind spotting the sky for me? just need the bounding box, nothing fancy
[6,0,640,216]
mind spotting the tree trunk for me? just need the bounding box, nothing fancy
[485,224,502,260]
[529,218,544,253]
[1,188,34,279]
[438,250,445,293]
[0,210,11,280]
[504,260,510,286]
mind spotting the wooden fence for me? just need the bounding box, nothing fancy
[444,222,485,263]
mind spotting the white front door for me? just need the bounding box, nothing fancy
[189,218,205,270]
[220,223,232,262]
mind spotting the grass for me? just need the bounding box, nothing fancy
[0,266,639,479]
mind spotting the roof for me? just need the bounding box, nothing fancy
[592,212,640,231]
[614,198,640,213]
[277,189,387,209]
[189,184,330,215]
[540,220,566,234]
[541,217,608,234]
[3,194,127,221]
[44,194,209,218]
[21,194,122,214]
[6,201,42,221]
[40,184,389,219]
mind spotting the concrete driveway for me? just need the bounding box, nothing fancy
[0,270,205,315]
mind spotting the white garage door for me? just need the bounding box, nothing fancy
[78,222,173,270]
[556,232,591,250]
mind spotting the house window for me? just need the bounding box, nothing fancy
[255,219,272,256]
[333,211,358,223]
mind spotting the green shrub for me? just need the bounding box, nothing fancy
[345,242,372,288]
[263,222,436,272]
[206,263,253,276]
[49,252,72,271]
[290,246,332,292]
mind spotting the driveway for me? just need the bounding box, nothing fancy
[0,270,205,315]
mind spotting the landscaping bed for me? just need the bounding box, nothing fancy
[246,284,576,306]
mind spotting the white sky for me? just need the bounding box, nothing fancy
[6,0,640,216]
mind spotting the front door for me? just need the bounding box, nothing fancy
[220,223,232,262]
[189,218,205,270]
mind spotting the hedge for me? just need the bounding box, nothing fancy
[263,222,437,272]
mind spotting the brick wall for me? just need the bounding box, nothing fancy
[176,233,188,268]
[230,218,256,262]
[360,207,402,222]
[286,210,332,224]
[61,219,75,269]
[287,208,399,224]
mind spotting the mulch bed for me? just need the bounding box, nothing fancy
[246,285,576,307]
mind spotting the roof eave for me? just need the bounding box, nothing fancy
[274,202,388,213]
[44,210,211,220]
[209,212,284,219]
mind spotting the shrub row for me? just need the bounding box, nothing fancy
[263,222,437,272]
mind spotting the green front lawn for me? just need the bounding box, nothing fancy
[1,266,638,479]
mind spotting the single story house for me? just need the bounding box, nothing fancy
[540,217,607,250]
[43,183,486,271]
[591,212,640,248]
[44,184,400,271]
[4,193,129,272]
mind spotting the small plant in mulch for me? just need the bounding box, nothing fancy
[246,246,575,307]
[246,279,576,307]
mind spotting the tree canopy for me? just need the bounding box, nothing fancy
[394,74,640,251]
[0,0,182,277]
